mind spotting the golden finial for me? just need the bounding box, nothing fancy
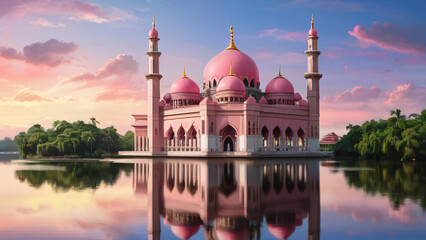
[277,64,283,78]
[228,62,236,76]
[311,14,314,28]
[152,16,156,28]
[226,25,238,50]
[182,65,187,78]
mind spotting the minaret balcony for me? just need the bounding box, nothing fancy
[303,72,322,79]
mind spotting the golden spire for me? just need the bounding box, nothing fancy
[182,65,187,78]
[226,25,238,50]
[277,64,283,78]
[311,14,314,28]
[228,62,236,76]
[152,16,156,28]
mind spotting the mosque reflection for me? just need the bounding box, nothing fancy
[133,159,320,240]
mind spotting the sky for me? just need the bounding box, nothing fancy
[0,0,425,139]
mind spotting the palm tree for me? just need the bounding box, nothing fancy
[82,131,96,154]
[104,127,115,154]
[390,109,406,129]
[346,124,353,131]
[56,131,80,154]
[90,117,100,127]
[396,128,420,161]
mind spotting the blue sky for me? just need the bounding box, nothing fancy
[0,0,425,138]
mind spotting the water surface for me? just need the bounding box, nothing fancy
[0,155,425,239]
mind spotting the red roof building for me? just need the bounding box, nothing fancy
[319,132,340,145]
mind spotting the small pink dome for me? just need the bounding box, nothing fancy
[204,49,259,88]
[267,224,296,240]
[216,229,248,240]
[159,99,166,107]
[170,77,200,94]
[309,27,317,36]
[200,97,216,104]
[149,28,158,37]
[259,96,267,104]
[265,76,294,94]
[293,93,302,101]
[245,96,256,104]
[216,75,245,93]
[300,100,309,106]
[170,225,200,240]
[163,93,172,103]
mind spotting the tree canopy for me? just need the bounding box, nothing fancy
[14,118,134,158]
[334,109,426,161]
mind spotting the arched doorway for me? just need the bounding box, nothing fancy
[273,126,281,147]
[297,128,305,149]
[220,124,237,152]
[224,137,234,152]
[262,126,269,147]
[285,127,293,147]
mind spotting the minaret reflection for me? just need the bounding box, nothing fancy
[133,159,320,240]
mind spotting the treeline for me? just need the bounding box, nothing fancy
[0,137,18,152]
[334,109,426,161]
[14,118,134,158]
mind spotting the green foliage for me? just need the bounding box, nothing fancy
[15,162,133,192]
[0,137,18,152]
[13,118,135,159]
[338,160,426,211]
[335,109,426,161]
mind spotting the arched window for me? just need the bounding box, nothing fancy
[250,80,254,88]
[248,121,251,135]
[213,79,217,87]
[243,78,248,87]
[256,83,260,89]
[209,81,211,88]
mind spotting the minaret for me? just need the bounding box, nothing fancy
[146,17,163,153]
[304,15,322,152]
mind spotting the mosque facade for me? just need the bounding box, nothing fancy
[131,17,322,155]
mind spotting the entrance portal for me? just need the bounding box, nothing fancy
[223,137,234,152]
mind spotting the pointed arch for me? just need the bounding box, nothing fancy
[177,126,185,140]
[243,78,249,87]
[209,81,212,88]
[220,124,237,152]
[166,163,175,192]
[219,163,237,197]
[273,164,284,194]
[273,126,281,146]
[262,126,269,147]
[262,164,270,195]
[285,127,293,146]
[213,79,217,87]
[286,164,295,193]
[250,79,254,87]
[166,126,175,140]
[297,128,305,147]
[176,164,185,193]
[187,164,198,196]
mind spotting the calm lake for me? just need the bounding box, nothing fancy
[0,154,425,240]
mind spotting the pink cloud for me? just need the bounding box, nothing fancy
[0,0,128,23]
[0,39,78,67]
[331,86,383,102]
[3,88,51,102]
[349,22,426,55]
[387,83,426,104]
[258,28,307,42]
[64,54,138,85]
[321,83,426,136]
[29,18,65,28]
[323,52,341,59]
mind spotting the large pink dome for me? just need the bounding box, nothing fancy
[170,77,200,94]
[265,76,294,94]
[216,75,245,92]
[204,49,259,88]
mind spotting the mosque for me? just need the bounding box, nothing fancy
[126,17,323,156]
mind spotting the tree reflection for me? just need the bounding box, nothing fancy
[339,160,426,211]
[15,162,132,192]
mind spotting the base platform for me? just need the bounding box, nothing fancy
[118,151,333,158]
